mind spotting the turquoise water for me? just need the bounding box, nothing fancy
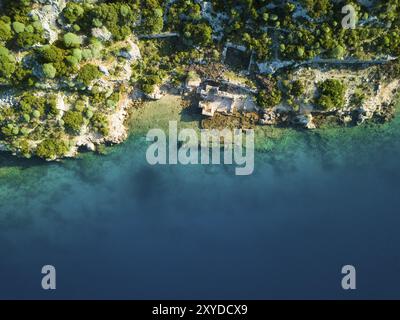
[1,114,400,299]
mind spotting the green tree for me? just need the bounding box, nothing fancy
[291,80,305,97]
[38,45,64,63]
[316,79,346,110]
[12,21,25,33]
[183,22,213,46]
[63,110,84,134]
[77,64,102,86]
[62,2,84,24]
[257,88,282,108]
[90,112,109,136]
[36,139,69,159]
[0,21,12,41]
[0,46,16,79]
[329,45,346,59]
[42,63,56,79]
[63,32,82,48]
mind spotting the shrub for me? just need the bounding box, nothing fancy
[89,3,138,40]
[183,22,213,46]
[291,80,305,97]
[62,2,85,24]
[142,7,163,34]
[16,30,44,47]
[257,88,282,108]
[329,45,346,59]
[82,48,93,60]
[316,79,346,110]
[38,45,64,63]
[90,112,109,136]
[12,65,34,86]
[72,48,82,62]
[65,55,79,66]
[0,46,16,79]
[12,21,25,33]
[36,139,69,159]
[77,64,102,86]
[63,32,82,48]
[0,21,12,41]
[42,63,57,79]
[63,110,84,134]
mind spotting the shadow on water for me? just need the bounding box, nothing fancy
[126,165,166,202]
[179,94,203,124]
[0,151,51,170]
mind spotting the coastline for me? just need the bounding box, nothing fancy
[2,89,400,169]
[1,94,400,271]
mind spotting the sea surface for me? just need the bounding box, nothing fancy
[1,97,400,299]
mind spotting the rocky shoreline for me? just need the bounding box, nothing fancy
[1,0,400,161]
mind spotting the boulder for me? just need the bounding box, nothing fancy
[294,114,316,129]
[260,109,278,125]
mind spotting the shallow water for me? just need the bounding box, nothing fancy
[1,100,400,299]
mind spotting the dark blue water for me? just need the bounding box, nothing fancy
[1,118,400,299]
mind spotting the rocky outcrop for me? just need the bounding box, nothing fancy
[92,27,112,42]
[260,109,278,125]
[356,80,400,124]
[30,0,66,44]
[293,114,316,129]
[144,86,164,100]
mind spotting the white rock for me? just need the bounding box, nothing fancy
[92,27,112,42]
[119,41,141,61]
[86,142,96,152]
[295,114,316,129]
[99,66,109,76]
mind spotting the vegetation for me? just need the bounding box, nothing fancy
[257,83,282,108]
[0,46,15,80]
[316,79,347,110]
[0,0,399,159]
[63,111,84,134]
[36,138,69,160]
[77,64,102,86]
[63,32,82,48]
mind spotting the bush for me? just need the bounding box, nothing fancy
[42,63,56,79]
[90,112,109,136]
[62,2,85,24]
[183,22,213,46]
[89,3,138,40]
[13,63,32,85]
[291,80,305,97]
[257,87,282,108]
[329,45,346,59]
[77,64,102,86]
[18,92,58,118]
[36,139,69,159]
[12,21,25,33]
[63,110,84,134]
[0,21,12,41]
[0,45,16,79]
[65,55,79,66]
[38,45,64,63]
[63,32,82,48]
[142,7,163,34]
[316,79,346,110]
[16,30,45,47]
[72,48,82,62]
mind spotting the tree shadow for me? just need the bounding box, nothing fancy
[179,92,203,124]
[0,151,52,169]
